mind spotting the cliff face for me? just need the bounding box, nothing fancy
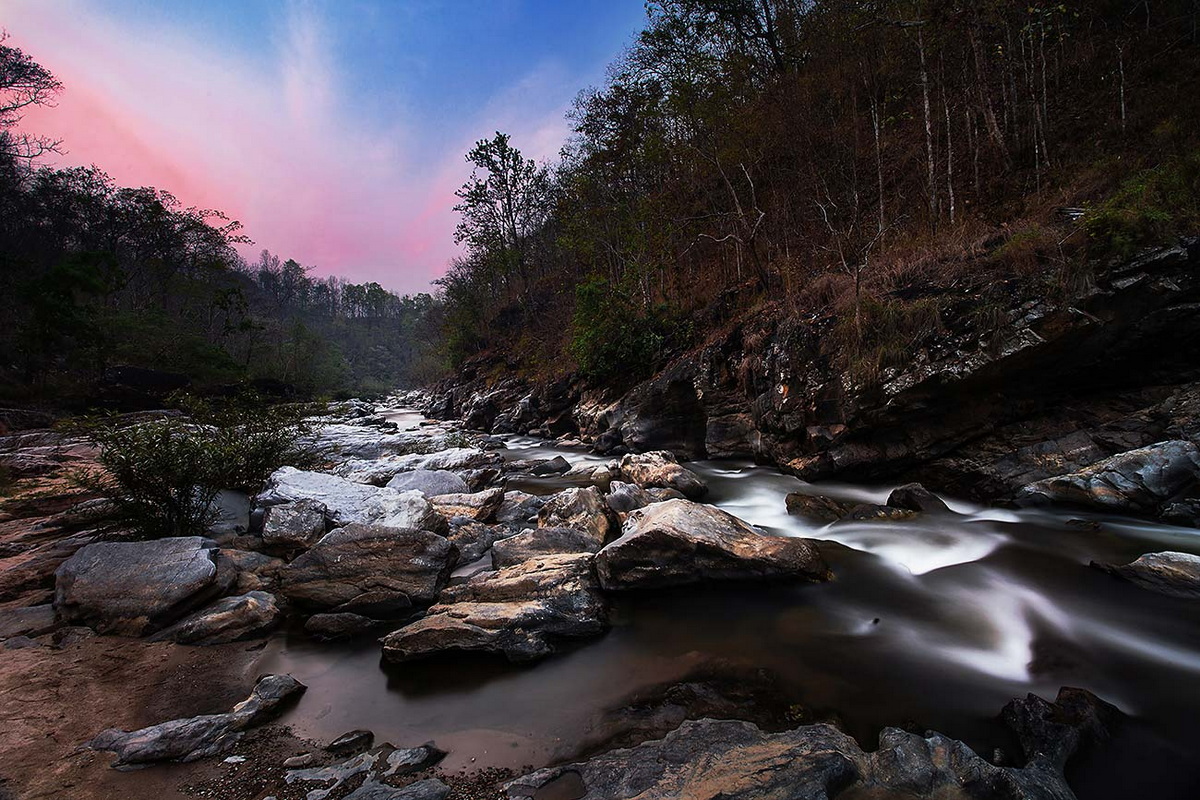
[427,238,1200,505]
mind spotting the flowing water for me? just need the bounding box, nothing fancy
[258,408,1200,797]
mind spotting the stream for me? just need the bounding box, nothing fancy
[258,407,1200,798]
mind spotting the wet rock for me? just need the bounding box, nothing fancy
[150,591,282,645]
[306,612,378,640]
[618,451,708,499]
[1093,551,1200,599]
[88,674,305,769]
[605,481,655,514]
[785,493,851,523]
[596,499,830,590]
[1159,499,1200,527]
[842,503,919,522]
[262,499,328,550]
[328,729,374,756]
[260,468,448,533]
[1017,440,1200,514]
[537,486,612,542]
[506,687,1120,800]
[280,524,455,610]
[429,487,505,523]
[531,455,571,476]
[385,469,469,497]
[0,603,56,639]
[381,553,608,663]
[887,482,952,513]
[495,491,545,527]
[491,527,600,568]
[645,487,685,502]
[54,537,225,636]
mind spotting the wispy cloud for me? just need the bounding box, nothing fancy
[2,0,587,294]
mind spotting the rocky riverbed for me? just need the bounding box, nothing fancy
[2,399,1200,799]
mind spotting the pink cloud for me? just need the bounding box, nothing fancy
[4,0,578,295]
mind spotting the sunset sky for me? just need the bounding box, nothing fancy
[2,0,647,293]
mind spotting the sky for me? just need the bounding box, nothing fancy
[1,0,648,294]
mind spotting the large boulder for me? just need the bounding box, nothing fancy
[429,487,505,523]
[492,527,601,569]
[335,448,504,485]
[261,499,328,550]
[54,537,227,636]
[596,499,830,590]
[381,553,608,663]
[618,452,708,499]
[537,486,612,542]
[1017,440,1200,514]
[280,525,455,610]
[1093,551,1200,599]
[505,688,1119,800]
[260,468,447,533]
[385,469,469,497]
[150,591,282,645]
[88,674,305,769]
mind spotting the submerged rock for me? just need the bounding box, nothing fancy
[618,451,708,499]
[150,591,282,645]
[54,537,226,636]
[280,524,455,610]
[381,553,609,663]
[327,729,374,756]
[596,499,830,590]
[1093,551,1200,599]
[87,674,305,769]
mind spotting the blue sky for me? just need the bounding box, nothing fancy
[6,0,649,292]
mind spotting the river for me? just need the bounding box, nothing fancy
[258,407,1200,798]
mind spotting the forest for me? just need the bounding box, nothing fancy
[441,0,1200,387]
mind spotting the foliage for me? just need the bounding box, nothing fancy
[568,275,681,384]
[70,395,316,538]
[1083,151,1200,259]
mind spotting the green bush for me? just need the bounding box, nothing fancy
[1084,152,1200,259]
[71,395,317,538]
[568,275,677,384]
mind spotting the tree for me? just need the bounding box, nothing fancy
[0,32,63,163]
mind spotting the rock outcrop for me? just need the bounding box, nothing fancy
[1093,551,1200,598]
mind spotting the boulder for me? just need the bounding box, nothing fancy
[260,468,447,533]
[381,553,609,663]
[530,455,571,476]
[563,463,616,490]
[785,493,851,523]
[492,527,601,568]
[335,448,503,485]
[306,612,377,641]
[1093,551,1200,599]
[261,499,328,549]
[280,524,455,610]
[385,469,469,497]
[1017,440,1200,514]
[618,452,708,499]
[54,537,226,636]
[596,499,830,590]
[88,674,305,768]
[887,483,952,514]
[605,481,655,514]
[495,491,545,527]
[221,549,285,594]
[150,591,282,645]
[505,688,1119,800]
[333,590,414,619]
[429,487,505,523]
[537,486,612,542]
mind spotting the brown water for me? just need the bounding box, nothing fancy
[257,410,1200,797]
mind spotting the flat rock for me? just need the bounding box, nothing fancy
[0,603,57,639]
[151,591,282,645]
[328,729,374,755]
[54,537,224,636]
[381,553,609,663]
[88,674,305,769]
[280,524,455,610]
[1018,440,1200,514]
[286,744,446,798]
[537,486,611,542]
[262,499,328,549]
[385,469,469,497]
[1094,551,1200,598]
[596,499,830,590]
[260,468,447,533]
[429,487,505,523]
[618,452,708,499]
[306,612,377,640]
[492,527,601,569]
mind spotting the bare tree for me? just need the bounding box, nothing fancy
[0,32,64,162]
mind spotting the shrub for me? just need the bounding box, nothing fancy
[1083,151,1200,259]
[71,395,316,538]
[568,275,681,385]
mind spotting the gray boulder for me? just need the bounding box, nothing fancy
[618,451,708,499]
[280,524,455,610]
[596,499,830,590]
[335,448,503,485]
[262,499,328,549]
[381,553,608,663]
[385,469,468,497]
[1018,440,1200,514]
[260,468,447,533]
[492,527,601,569]
[54,537,226,636]
[1094,551,1200,598]
[538,486,612,542]
[150,591,282,645]
[87,674,305,769]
